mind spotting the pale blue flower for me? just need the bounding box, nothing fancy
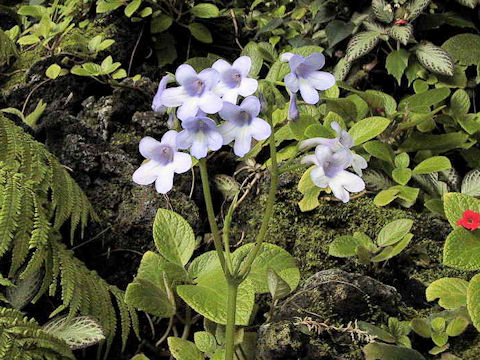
[218,96,271,157]
[212,56,258,104]
[300,122,367,176]
[158,64,223,120]
[132,131,192,194]
[288,93,299,121]
[177,116,223,159]
[152,75,173,113]
[280,52,336,105]
[302,145,365,203]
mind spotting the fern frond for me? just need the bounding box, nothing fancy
[0,306,74,360]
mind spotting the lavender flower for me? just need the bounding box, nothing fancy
[158,64,223,120]
[218,96,271,157]
[280,52,336,105]
[288,93,299,121]
[302,145,365,203]
[300,122,367,176]
[212,56,258,104]
[176,116,223,159]
[132,131,192,194]
[152,75,173,114]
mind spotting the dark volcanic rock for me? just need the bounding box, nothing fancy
[256,269,402,360]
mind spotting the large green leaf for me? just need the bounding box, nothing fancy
[426,277,469,309]
[153,209,195,266]
[386,49,410,84]
[443,33,480,66]
[168,337,204,360]
[468,274,480,331]
[348,117,391,145]
[377,219,413,247]
[443,192,480,228]
[345,31,381,62]
[399,88,450,113]
[177,271,255,325]
[125,278,175,318]
[444,228,480,270]
[415,42,454,76]
[233,243,300,294]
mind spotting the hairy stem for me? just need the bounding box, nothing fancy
[237,116,279,278]
[198,159,229,274]
[225,280,239,360]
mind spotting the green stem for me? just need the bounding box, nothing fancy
[225,281,239,360]
[236,116,279,278]
[198,159,229,275]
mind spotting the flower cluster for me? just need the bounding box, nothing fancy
[300,122,366,203]
[457,210,480,231]
[135,56,271,193]
[280,52,336,121]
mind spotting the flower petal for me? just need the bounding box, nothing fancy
[280,52,294,62]
[284,73,299,93]
[159,87,189,107]
[288,54,304,72]
[190,139,208,159]
[198,92,223,114]
[299,138,324,151]
[207,130,223,151]
[139,136,162,159]
[240,96,261,117]
[219,101,241,121]
[238,78,258,97]
[212,59,231,73]
[198,68,220,90]
[132,160,161,185]
[152,75,172,112]
[232,56,252,77]
[304,53,325,69]
[308,71,336,91]
[299,80,319,104]
[161,130,179,148]
[173,152,192,173]
[310,166,329,188]
[177,98,200,120]
[175,64,198,86]
[176,130,195,149]
[218,121,237,144]
[337,170,365,192]
[352,154,368,176]
[250,117,271,141]
[301,154,319,166]
[155,166,175,194]
[314,145,333,166]
[328,178,350,203]
[233,129,252,157]
[221,88,240,104]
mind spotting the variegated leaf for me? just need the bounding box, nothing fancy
[372,0,394,23]
[346,31,382,62]
[407,0,431,21]
[415,42,454,76]
[388,23,413,45]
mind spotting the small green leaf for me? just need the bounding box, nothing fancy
[411,318,432,338]
[386,49,410,84]
[431,317,446,333]
[374,188,400,206]
[124,0,141,17]
[431,332,448,347]
[151,14,173,33]
[188,23,213,43]
[363,342,426,360]
[412,156,452,174]
[446,317,469,336]
[18,35,40,45]
[450,89,470,115]
[363,141,394,164]
[191,4,219,18]
[46,64,62,79]
[329,235,375,258]
[426,277,469,309]
[194,331,217,354]
[392,168,412,185]
[348,116,391,145]
[267,269,292,300]
[153,209,195,266]
[168,337,204,360]
[377,219,414,247]
[395,153,410,168]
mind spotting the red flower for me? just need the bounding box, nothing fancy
[457,210,480,231]
[394,19,408,25]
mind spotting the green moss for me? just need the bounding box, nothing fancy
[1,45,45,92]
[60,19,117,54]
